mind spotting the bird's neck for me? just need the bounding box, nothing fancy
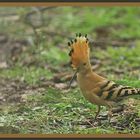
[78,61,105,83]
[78,61,92,75]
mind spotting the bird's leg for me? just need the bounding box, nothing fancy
[94,105,101,120]
[108,106,113,123]
[85,105,101,127]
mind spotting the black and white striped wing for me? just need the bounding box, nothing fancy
[97,80,139,101]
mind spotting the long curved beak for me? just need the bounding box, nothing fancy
[69,69,79,88]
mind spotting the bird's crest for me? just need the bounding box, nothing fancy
[68,33,90,69]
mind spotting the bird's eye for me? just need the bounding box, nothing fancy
[83,63,86,66]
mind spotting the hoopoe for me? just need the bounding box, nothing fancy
[68,33,140,120]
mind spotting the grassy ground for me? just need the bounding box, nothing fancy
[0,7,140,134]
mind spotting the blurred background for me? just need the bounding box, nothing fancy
[0,7,140,134]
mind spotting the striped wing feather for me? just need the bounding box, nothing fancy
[97,80,140,101]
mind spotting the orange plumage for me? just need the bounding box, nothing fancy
[68,33,90,69]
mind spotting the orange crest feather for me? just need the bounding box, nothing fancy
[68,33,90,69]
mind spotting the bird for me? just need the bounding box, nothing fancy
[68,33,140,121]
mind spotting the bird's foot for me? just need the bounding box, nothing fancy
[85,119,96,127]
[107,110,113,123]
[85,117,101,127]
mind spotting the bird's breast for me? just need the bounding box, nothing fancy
[77,74,111,106]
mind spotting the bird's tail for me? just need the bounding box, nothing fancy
[118,87,140,98]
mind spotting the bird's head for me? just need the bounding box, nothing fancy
[68,33,90,87]
[68,33,90,71]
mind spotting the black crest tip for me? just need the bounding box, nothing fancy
[68,51,72,56]
[79,33,81,37]
[68,42,71,46]
[86,38,89,43]
[76,33,78,37]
